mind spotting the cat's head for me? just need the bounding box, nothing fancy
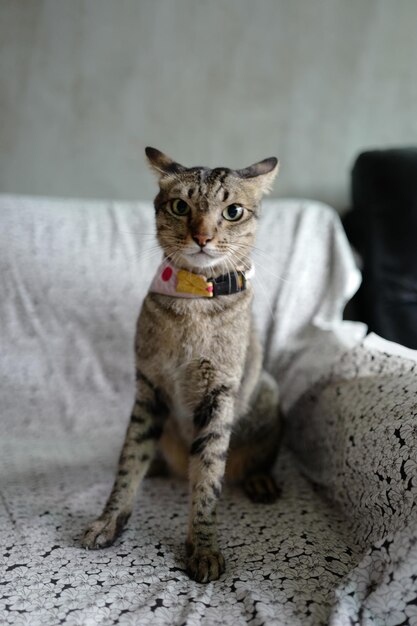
[146,147,279,276]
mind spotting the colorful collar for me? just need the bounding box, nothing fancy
[149,260,254,299]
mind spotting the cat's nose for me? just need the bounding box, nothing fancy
[192,234,213,248]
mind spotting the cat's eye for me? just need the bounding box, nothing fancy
[222,204,244,222]
[170,198,191,216]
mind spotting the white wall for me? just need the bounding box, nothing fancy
[1,0,417,210]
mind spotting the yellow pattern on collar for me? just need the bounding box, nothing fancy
[176,269,214,297]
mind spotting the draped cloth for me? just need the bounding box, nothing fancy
[1,195,416,626]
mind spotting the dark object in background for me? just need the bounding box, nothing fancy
[343,148,417,349]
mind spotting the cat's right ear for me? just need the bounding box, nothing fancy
[237,157,280,195]
[145,147,185,178]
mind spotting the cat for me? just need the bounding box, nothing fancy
[82,147,282,583]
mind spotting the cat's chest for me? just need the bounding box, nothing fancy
[136,293,251,392]
[152,310,225,374]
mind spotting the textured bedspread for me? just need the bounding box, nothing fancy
[1,196,416,625]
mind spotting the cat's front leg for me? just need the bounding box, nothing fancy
[185,385,235,583]
[82,369,165,549]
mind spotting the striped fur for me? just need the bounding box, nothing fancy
[82,148,281,583]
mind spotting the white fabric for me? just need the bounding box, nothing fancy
[0,195,365,433]
[1,195,417,626]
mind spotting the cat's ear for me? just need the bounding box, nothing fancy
[237,157,279,195]
[145,147,185,178]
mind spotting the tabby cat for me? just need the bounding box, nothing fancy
[82,147,282,583]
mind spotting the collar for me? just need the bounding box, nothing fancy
[149,259,254,299]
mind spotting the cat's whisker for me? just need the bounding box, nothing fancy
[225,248,251,273]
[137,243,161,252]
[251,257,290,283]
[231,242,274,265]
[252,272,278,323]
[229,243,290,283]
[221,256,232,294]
[233,241,277,259]
[170,252,183,267]
[230,249,277,322]
[132,246,164,262]
[223,254,243,297]
[131,251,161,264]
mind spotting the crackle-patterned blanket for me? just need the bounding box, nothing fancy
[1,196,416,626]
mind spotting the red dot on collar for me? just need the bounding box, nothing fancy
[162,267,173,281]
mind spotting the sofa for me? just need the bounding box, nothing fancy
[343,147,417,350]
[1,194,416,626]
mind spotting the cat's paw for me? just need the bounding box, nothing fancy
[81,512,130,550]
[186,548,225,583]
[243,473,281,503]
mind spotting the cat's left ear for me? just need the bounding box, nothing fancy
[145,147,185,178]
[237,157,279,195]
